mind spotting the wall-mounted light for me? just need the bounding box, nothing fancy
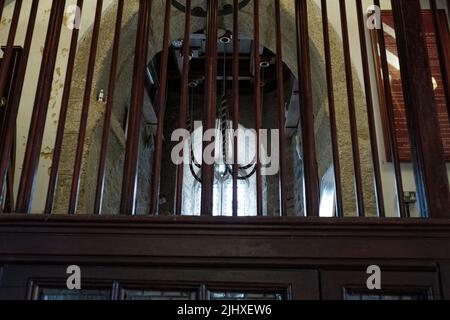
[97,89,106,103]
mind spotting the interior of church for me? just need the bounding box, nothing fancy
[0,0,449,301]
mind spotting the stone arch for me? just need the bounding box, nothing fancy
[54,0,376,216]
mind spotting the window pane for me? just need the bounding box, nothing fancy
[123,290,197,301]
[345,291,429,301]
[40,288,109,300]
[208,291,284,301]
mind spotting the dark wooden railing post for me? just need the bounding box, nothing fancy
[274,0,287,217]
[68,0,103,214]
[321,0,343,218]
[0,0,38,212]
[295,0,320,217]
[0,48,21,213]
[0,0,5,23]
[15,0,66,213]
[45,0,85,214]
[339,0,365,217]
[232,0,240,217]
[391,0,450,218]
[93,0,124,215]
[253,0,263,216]
[201,0,218,216]
[356,0,385,217]
[150,0,172,215]
[374,0,406,218]
[120,0,152,215]
[174,0,192,216]
[0,0,22,104]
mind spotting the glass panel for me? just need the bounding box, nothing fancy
[345,291,429,301]
[40,288,109,300]
[209,291,284,301]
[123,290,197,301]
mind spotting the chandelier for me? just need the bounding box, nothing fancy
[188,32,257,184]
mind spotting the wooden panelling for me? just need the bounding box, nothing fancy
[0,265,318,300]
[0,216,450,299]
[321,269,440,300]
[1,216,450,263]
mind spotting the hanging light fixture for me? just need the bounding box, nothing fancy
[189,33,257,184]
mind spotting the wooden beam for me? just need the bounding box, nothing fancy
[391,0,450,218]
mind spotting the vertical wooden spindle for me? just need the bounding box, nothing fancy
[0,0,5,23]
[0,0,38,211]
[295,0,320,217]
[149,0,172,215]
[120,0,152,215]
[253,0,263,216]
[16,0,66,213]
[232,0,239,217]
[93,0,124,215]
[321,0,343,218]
[68,0,103,214]
[0,49,21,213]
[374,0,406,217]
[274,0,287,216]
[175,0,192,216]
[45,0,84,214]
[339,0,365,217]
[356,0,385,217]
[201,0,219,216]
[0,0,22,101]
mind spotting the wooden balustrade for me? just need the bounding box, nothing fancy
[0,0,448,218]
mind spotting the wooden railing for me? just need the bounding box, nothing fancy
[0,0,449,218]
